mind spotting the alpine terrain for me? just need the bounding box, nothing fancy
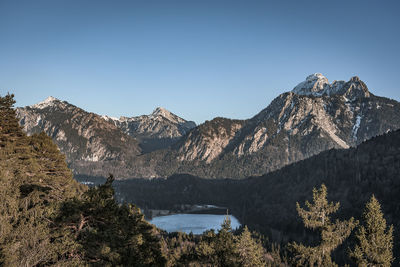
[17,74,400,179]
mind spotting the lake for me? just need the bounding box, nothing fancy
[150,214,241,234]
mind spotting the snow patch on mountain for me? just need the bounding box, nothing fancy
[31,96,60,109]
[292,74,370,98]
[353,115,362,140]
[292,73,330,96]
[101,115,119,121]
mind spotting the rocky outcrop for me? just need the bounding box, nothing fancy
[292,73,370,98]
[175,118,246,163]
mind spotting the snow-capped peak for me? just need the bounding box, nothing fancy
[31,96,60,109]
[292,73,330,96]
[292,74,369,98]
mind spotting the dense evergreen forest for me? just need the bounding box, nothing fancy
[0,93,395,266]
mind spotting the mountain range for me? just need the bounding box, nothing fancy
[16,73,400,179]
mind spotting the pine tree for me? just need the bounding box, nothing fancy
[350,195,394,267]
[195,214,240,266]
[290,184,357,266]
[235,226,266,267]
[214,214,239,266]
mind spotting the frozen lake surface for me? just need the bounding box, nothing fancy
[150,214,241,234]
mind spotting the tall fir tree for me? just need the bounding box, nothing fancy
[214,214,239,266]
[290,184,357,267]
[350,195,394,267]
[195,214,240,266]
[235,226,267,267]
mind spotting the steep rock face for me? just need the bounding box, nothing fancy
[169,74,400,178]
[175,117,246,163]
[16,97,141,164]
[103,107,196,152]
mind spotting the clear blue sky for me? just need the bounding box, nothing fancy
[1,0,399,124]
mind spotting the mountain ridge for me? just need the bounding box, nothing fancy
[161,74,400,178]
[16,74,400,179]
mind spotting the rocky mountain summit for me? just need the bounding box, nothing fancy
[292,73,370,99]
[103,107,196,152]
[16,74,400,179]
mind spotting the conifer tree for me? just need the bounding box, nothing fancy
[0,93,85,266]
[290,184,357,267]
[195,214,240,266]
[56,174,166,266]
[196,229,219,265]
[350,195,394,267]
[214,214,239,266]
[235,226,266,267]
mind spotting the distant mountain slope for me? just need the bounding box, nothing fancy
[16,97,196,178]
[16,74,400,179]
[164,74,400,178]
[174,117,246,163]
[103,107,196,152]
[17,97,141,163]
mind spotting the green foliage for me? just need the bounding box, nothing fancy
[194,215,239,266]
[235,226,267,267]
[0,93,167,266]
[0,93,85,266]
[213,214,238,266]
[350,195,394,267]
[290,184,358,266]
[54,174,166,266]
[190,216,276,267]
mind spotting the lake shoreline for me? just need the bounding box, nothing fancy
[150,213,241,235]
[144,204,229,220]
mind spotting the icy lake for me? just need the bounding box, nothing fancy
[150,214,241,234]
